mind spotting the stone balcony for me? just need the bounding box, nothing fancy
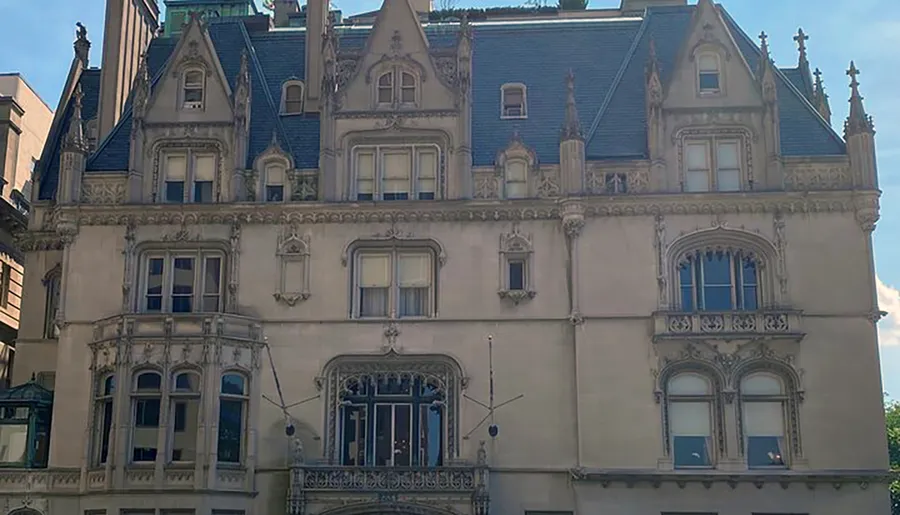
[92,312,263,344]
[652,310,805,342]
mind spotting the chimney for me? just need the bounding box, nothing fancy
[620,0,686,14]
[97,0,159,143]
[273,0,300,28]
[305,0,327,111]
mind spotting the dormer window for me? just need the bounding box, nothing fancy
[162,150,217,203]
[501,84,527,119]
[375,69,418,107]
[182,69,205,110]
[505,159,528,199]
[265,163,286,202]
[281,81,305,115]
[697,54,721,94]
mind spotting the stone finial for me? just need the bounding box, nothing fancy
[132,53,151,119]
[793,27,809,66]
[560,69,583,142]
[64,85,87,152]
[74,22,91,67]
[812,67,831,123]
[646,37,663,108]
[844,61,875,136]
[759,31,770,59]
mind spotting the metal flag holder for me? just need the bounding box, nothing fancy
[261,337,320,437]
[463,334,524,440]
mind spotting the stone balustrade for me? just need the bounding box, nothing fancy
[653,310,804,341]
[92,312,263,343]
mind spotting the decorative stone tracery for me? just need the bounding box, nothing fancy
[274,223,311,306]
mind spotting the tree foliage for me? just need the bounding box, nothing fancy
[887,399,900,515]
[558,0,588,10]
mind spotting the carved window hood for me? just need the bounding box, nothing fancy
[652,310,804,343]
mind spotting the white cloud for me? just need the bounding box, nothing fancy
[877,276,900,346]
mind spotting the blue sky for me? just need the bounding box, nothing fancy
[1,0,898,395]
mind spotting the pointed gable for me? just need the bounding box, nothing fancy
[144,15,235,125]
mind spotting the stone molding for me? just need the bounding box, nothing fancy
[569,468,893,490]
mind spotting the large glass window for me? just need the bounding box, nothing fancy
[741,373,787,469]
[353,145,440,201]
[94,374,115,465]
[678,250,759,311]
[354,249,435,319]
[340,375,444,467]
[217,373,247,464]
[131,371,162,463]
[169,371,201,463]
[141,250,224,313]
[668,373,714,469]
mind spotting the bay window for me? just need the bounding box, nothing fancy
[141,250,224,313]
[353,145,440,201]
[217,373,248,464]
[353,249,435,319]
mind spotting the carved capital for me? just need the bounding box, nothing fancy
[560,200,586,239]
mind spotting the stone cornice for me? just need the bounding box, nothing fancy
[570,467,896,489]
[50,189,879,228]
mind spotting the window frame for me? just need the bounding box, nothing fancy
[739,372,789,469]
[666,372,717,470]
[374,68,419,108]
[92,373,116,466]
[697,52,722,96]
[138,249,226,314]
[0,263,12,308]
[504,157,530,199]
[217,371,249,465]
[500,83,528,119]
[181,68,206,110]
[160,149,219,204]
[168,369,203,464]
[280,80,306,115]
[351,144,441,201]
[351,247,437,320]
[683,138,743,192]
[263,161,288,203]
[677,249,760,312]
[130,370,163,464]
[42,268,61,339]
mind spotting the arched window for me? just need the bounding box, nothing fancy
[697,53,721,94]
[667,372,714,468]
[500,84,527,118]
[740,372,787,468]
[377,72,394,105]
[264,162,286,202]
[400,71,416,104]
[504,159,528,199]
[678,250,759,311]
[218,372,248,464]
[93,374,115,465]
[281,81,305,114]
[131,370,162,463]
[43,269,61,339]
[169,370,201,463]
[182,69,205,110]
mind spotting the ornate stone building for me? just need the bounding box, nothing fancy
[5,0,892,514]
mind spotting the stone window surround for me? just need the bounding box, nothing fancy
[665,226,781,311]
[318,351,465,465]
[273,224,312,306]
[689,36,731,99]
[133,240,232,314]
[655,348,804,469]
[280,79,306,115]
[500,82,528,119]
[349,245,438,320]
[497,223,536,304]
[179,66,207,111]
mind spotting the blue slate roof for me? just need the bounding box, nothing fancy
[38,3,848,201]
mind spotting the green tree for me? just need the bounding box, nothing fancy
[558,0,588,10]
[887,399,900,514]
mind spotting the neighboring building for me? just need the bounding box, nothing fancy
[163,0,260,37]
[0,73,52,388]
[4,0,892,513]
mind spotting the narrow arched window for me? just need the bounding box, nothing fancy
[93,374,115,465]
[182,69,205,109]
[131,370,162,463]
[43,271,61,339]
[377,72,394,105]
[667,372,714,468]
[678,250,759,311]
[265,162,286,202]
[741,372,787,468]
[169,371,201,463]
[282,82,305,114]
[400,71,416,104]
[217,372,248,464]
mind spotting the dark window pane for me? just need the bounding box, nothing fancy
[383,192,409,201]
[104,376,116,396]
[174,401,187,432]
[146,258,164,312]
[172,257,195,313]
[204,257,221,294]
[374,404,393,466]
[193,181,213,203]
[184,88,203,103]
[342,405,367,466]
[221,374,245,395]
[376,376,411,395]
[673,435,711,468]
[679,262,694,311]
[266,185,284,202]
[100,400,113,464]
[699,72,719,91]
[217,399,243,463]
[703,286,733,311]
[165,181,185,203]
[702,252,731,284]
[747,436,785,468]
[743,286,758,310]
[132,447,157,462]
[136,372,161,391]
[135,398,161,426]
[508,261,525,291]
[418,192,435,200]
[420,404,443,466]
[393,404,412,466]
[357,193,374,201]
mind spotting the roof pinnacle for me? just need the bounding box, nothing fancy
[844,61,874,136]
[794,27,809,66]
[561,69,583,142]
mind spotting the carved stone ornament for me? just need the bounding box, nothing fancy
[497,222,536,304]
[81,176,127,205]
[162,221,201,242]
[340,223,448,267]
[274,223,311,306]
[495,132,539,199]
[473,171,501,200]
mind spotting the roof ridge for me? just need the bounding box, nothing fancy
[238,21,295,159]
[718,8,846,149]
[584,9,651,144]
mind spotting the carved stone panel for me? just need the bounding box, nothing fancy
[82,175,128,205]
[274,224,312,306]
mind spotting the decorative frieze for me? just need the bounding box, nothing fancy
[653,310,804,342]
[295,466,477,491]
[586,167,651,195]
[784,163,853,190]
[81,175,128,205]
[473,171,500,200]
